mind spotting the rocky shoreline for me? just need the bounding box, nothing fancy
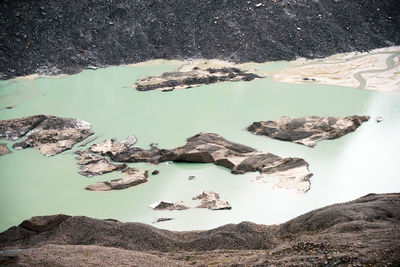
[1,193,399,266]
[1,0,399,79]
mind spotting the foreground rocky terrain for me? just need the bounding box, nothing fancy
[247,115,370,147]
[1,193,399,266]
[1,0,399,79]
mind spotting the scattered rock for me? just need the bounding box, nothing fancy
[134,62,262,92]
[91,133,312,192]
[193,191,231,210]
[247,115,370,147]
[0,143,11,156]
[151,170,160,175]
[149,201,189,211]
[0,115,94,156]
[85,168,148,191]
[76,151,127,177]
[152,217,173,224]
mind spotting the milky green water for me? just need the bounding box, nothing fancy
[1,60,399,232]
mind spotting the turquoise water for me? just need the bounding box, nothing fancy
[0,60,399,232]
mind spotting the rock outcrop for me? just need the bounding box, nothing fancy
[1,193,399,266]
[247,115,370,147]
[149,201,189,211]
[89,136,136,156]
[0,143,11,156]
[193,191,231,210]
[89,133,313,192]
[135,62,261,91]
[76,151,127,177]
[0,115,47,140]
[0,115,93,156]
[85,168,148,191]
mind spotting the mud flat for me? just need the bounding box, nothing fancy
[274,46,400,94]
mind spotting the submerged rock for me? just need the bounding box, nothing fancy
[247,115,370,147]
[149,201,189,211]
[85,168,148,191]
[152,217,173,224]
[193,191,231,210]
[0,143,11,156]
[134,62,262,92]
[91,133,312,193]
[76,151,127,177]
[0,115,94,156]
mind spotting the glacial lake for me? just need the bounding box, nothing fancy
[1,59,400,232]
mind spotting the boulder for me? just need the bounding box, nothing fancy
[19,214,70,233]
[76,151,127,177]
[149,201,189,211]
[0,143,11,156]
[85,168,148,191]
[247,115,370,147]
[193,191,231,210]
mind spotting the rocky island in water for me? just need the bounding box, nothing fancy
[1,0,400,266]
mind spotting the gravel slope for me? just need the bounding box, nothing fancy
[1,0,399,79]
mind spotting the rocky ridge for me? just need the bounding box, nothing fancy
[0,193,399,266]
[247,115,370,147]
